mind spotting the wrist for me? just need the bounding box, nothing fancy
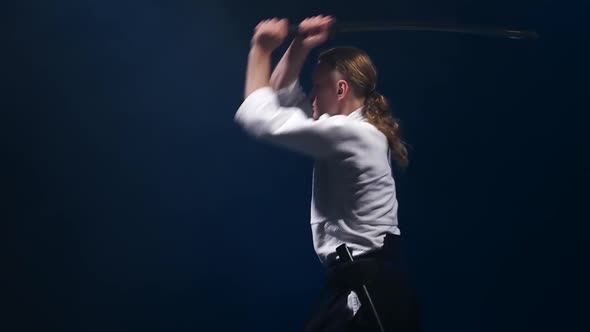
[249,44,273,58]
[290,37,312,55]
[294,36,310,49]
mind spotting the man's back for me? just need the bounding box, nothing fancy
[309,109,400,265]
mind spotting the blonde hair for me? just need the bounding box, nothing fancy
[319,47,409,168]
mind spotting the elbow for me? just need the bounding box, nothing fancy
[234,92,282,139]
[234,109,255,136]
[234,109,272,139]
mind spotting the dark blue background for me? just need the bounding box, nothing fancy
[4,0,588,331]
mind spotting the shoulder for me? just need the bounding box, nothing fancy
[317,115,387,148]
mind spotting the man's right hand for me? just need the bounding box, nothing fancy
[298,15,335,50]
[251,18,289,53]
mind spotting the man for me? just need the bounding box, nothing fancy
[235,15,420,332]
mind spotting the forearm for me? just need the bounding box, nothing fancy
[244,46,273,99]
[269,37,311,90]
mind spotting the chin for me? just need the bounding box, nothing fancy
[312,110,320,120]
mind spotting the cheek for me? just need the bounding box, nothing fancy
[318,90,333,103]
[319,92,336,108]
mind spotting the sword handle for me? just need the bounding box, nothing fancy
[287,23,339,38]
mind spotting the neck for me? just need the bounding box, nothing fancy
[338,98,365,116]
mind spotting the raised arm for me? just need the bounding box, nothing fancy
[244,18,288,99]
[270,15,335,90]
[236,16,360,159]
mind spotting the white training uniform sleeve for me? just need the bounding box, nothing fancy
[275,79,313,118]
[235,86,363,159]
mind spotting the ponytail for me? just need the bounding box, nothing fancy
[318,46,409,168]
[364,92,409,169]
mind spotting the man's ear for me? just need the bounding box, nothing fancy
[336,80,348,100]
